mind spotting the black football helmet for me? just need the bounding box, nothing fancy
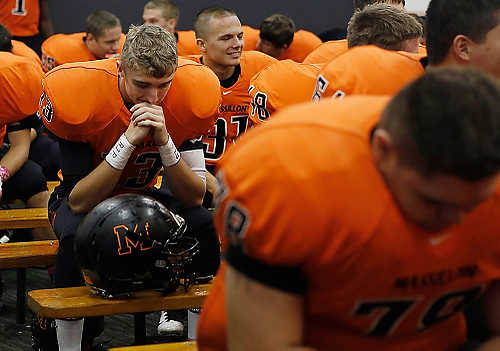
[74,194,199,298]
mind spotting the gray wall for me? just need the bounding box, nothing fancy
[50,0,353,36]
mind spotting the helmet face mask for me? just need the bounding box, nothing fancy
[75,194,199,299]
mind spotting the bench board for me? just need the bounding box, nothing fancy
[28,283,211,319]
[0,240,58,269]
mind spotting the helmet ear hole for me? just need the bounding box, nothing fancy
[74,194,199,298]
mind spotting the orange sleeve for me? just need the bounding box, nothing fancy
[242,25,260,51]
[177,30,201,56]
[0,53,43,125]
[249,60,321,123]
[39,60,125,142]
[278,30,323,62]
[303,39,349,64]
[162,58,221,146]
[313,46,424,100]
[11,39,41,66]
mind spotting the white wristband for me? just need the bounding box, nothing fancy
[105,134,136,170]
[158,136,181,167]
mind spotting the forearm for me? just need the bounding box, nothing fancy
[226,265,316,351]
[164,159,205,207]
[68,160,121,213]
[1,130,31,176]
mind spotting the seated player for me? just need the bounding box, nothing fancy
[36,24,221,350]
[304,0,406,64]
[312,4,424,100]
[188,7,276,199]
[249,3,423,123]
[199,66,500,351]
[41,10,125,72]
[0,0,54,55]
[142,0,201,56]
[255,14,322,62]
[0,23,53,241]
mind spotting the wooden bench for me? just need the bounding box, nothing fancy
[0,240,58,323]
[109,341,197,350]
[28,283,211,344]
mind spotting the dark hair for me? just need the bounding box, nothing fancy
[194,6,237,39]
[259,14,295,48]
[0,22,12,52]
[347,4,422,50]
[85,10,121,38]
[426,0,500,64]
[379,66,500,181]
[353,0,405,11]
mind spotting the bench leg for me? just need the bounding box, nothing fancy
[16,268,26,324]
[133,313,146,345]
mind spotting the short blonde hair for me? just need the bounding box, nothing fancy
[347,3,423,50]
[121,24,177,78]
[144,0,179,21]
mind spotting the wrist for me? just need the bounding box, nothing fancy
[105,134,136,170]
[0,165,10,182]
[158,136,181,167]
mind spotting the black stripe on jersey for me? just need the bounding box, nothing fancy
[7,113,39,133]
[226,245,307,295]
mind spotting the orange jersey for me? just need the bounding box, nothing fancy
[312,45,425,100]
[188,51,277,165]
[0,0,39,36]
[242,25,259,51]
[303,39,348,64]
[199,96,500,351]
[11,39,41,65]
[278,30,322,62]
[176,30,201,56]
[39,58,219,193]
[41,32,126,72]
[0,51,43,143]
[248,60,322,123]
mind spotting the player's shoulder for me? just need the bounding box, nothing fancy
[41,59,124,141]
[43,32,85,48]
[162,58,221,145]
[303,39,348,64]
[250,60,321,112]
[11,40,41,64]
[294,30,322,44]
[240,50,278,76]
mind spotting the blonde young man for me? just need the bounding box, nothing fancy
[35,24,221,350]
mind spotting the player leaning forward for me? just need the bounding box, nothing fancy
[37,24,221,350]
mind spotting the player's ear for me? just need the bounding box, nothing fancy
[197,38,207,53]
[166,18,177,33]
[116,60,123,75]
[86,32,95,43]
[452,35,472,63]
[371,128,395,169]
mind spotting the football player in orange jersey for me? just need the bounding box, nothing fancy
[426,0,500,80]
[255,14,322,62]
[0,0,54,55]
[36,24,221,350]
[249,4,423,123]
[304,0,407,64]
[142,0,202,56]
[0,23,54,241]
[41,10,124,72]
[191,7,276,203]
[312,4,424,101]
[199,67,500,351]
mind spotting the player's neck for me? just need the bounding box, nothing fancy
[202,56,236,80]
